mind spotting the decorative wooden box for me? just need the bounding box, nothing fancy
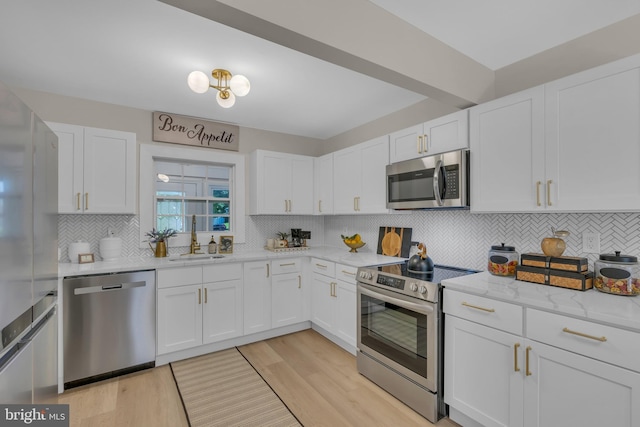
[515,265,593,291]
[520,253,589,273]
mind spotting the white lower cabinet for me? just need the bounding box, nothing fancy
[444,289,640,427]
[157,264,242,355]
[243,261,271,335]
[271,258,306,328]
[310,258,357,352]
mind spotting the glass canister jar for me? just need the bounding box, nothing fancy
[488,243,519,276]
[594,251,640,296]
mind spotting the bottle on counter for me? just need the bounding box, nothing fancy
[208,236,217,254]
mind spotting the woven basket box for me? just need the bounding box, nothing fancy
[515,265,593,291]
[520,253,589,273]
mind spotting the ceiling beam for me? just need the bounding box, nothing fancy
[160,0,495,109]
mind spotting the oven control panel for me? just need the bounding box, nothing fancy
[357,266,438,302]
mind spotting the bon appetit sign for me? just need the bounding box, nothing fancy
[152,112,239,151]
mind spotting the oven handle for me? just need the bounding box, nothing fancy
[358,284,434,315]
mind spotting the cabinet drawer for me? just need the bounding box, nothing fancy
[157,266,202,289]
[311,258,335,277]
[271,258,302,275]
[203,263,242,282]
[336,263,357,284]
[526,308,640,372]
[443,289,523,335]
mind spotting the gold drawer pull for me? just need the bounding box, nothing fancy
[462,302,495,313]
[279,262,296,267]
[562,327,607,342]
[514,343,520,372]
[341,270,355,276]
[315,263,327,269]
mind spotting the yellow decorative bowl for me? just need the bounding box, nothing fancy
[343,240,366,253]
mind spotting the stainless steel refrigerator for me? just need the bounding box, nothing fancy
[0,81,58,403]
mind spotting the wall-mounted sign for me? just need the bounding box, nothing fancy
[152,111,239,151]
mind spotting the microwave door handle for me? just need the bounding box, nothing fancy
[433,159,445,206]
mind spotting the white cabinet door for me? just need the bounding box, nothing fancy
[470,86,545,212]
[243,261,271,335]
[545,57,640,211]
[335,281,356,347]
[249,150,314,214]
[444,316,524,427]
[157,284,203,355]
[311,273,335,331]
[359,135,390,213]
[424,109,469,156]
[202,279,243,344]
[314,153,333,214]
[271,272,304,328]
[332,146,360,214]
[524,340,640,427]
[50,123,84,213]
[290,155,314,214]
[389,123,424,163]
[49,122,136,214]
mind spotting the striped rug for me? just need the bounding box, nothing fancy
[171,348,301,427]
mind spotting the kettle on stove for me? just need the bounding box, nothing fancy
[407,243,434,274]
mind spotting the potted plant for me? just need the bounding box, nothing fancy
[146,228,178,257]
[276,231,289,248]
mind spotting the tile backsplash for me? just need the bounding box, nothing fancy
[59,211,640,271]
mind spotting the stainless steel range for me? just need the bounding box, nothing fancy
[356,263,477,422]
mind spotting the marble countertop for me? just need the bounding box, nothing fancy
[442,271,640,333]
[58,246,406,278]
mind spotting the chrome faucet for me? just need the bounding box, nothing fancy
[183,214,203,255]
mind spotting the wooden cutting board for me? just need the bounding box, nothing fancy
[377,227,412,257]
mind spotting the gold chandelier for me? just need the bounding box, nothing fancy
[187,68,251,108]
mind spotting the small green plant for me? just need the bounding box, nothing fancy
[276,231,289,240]
[146,228,178,243]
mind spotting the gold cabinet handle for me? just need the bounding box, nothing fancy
[341,270,356,276]
[279,262,296,267]
[423,134,429,153]
[462,302,496,313]
[562,327,607,342]
[284,200,288,212]
[298,275,301,289]
[514,343,521,372]
[319,200,322,213]
[315,263,327,269]
[330,282,337,297]
[266,263,270,278]
[85,192,89,210]
[288,200,292,212]
[536,181,541,207]
[353,197,357,212]
[525,346,532,376]
[356,196,360,211]
[417,135,423,153]
[204,287,208,304]
[198,288,201,305]
[76,193,80,210]
[547,180,552,206]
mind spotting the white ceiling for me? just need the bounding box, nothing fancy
[1,1,639,139]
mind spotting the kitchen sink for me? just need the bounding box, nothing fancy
[169,254,225,262]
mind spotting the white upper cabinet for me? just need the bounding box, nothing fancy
[249,150,314,215]
[470,86,545,212]
[333,135,389,214]
[471,53,640,213]
[544,55,640,211]
[49,122,137,214]
[313,153,333,215]
[389,110,469,164]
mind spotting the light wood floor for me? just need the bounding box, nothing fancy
[58,329,460,427]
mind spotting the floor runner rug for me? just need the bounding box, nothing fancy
[171,348,301,427]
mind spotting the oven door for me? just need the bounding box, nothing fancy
[357,282,436,392]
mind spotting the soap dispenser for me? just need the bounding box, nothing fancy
[208,236,217,254]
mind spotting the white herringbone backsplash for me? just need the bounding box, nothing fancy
[59,211,640,271]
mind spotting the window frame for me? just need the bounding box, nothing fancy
[139,143,245,249]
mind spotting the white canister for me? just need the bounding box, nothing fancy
[100,237,122,261]
[68,241,90,263]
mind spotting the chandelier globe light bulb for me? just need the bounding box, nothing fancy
[229,74,250,97]
[216,90,236,108]
[187,70,210,93]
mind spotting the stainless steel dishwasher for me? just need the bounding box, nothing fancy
[63,270,156,388]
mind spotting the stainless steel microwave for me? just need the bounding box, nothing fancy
[386,149,469,210]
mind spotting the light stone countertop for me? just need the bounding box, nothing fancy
[58,246,406,278]
[442,271,640,333]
